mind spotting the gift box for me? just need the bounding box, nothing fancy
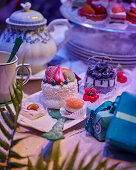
[85,98,119,142]
[106,92,136,154]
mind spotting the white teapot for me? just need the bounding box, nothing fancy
[0,2,72,74]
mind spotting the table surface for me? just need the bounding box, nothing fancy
[1,44,136,169]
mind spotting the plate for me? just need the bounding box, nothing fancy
[17,91,85,132]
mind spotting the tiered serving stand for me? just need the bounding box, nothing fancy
[60,1,136,69]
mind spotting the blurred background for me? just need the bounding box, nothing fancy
[0,0,63,34]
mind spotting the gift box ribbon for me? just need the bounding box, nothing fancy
[116,111,136,124]
[86,96,120,136]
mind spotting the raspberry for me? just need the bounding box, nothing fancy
[94,94,99,101]
[45,66,57,84]
[85,88,91,94]
[89,96,95,103]
[92,88,97,94]
[117,71,123,78]
[119,76,127,83]
[83,94,89,101]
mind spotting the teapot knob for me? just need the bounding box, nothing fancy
[21,2,31,12]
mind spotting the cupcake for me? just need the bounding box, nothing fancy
[60,97,86,119]
[85,57,116,94]
[41,65,79,109]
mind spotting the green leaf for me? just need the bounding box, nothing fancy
[7,162,27,169]
[0,150,7,161]
[77,154,87,170]
[59,158,67,170]
[27,157,34,170]
[42,118,65,141]
[13,85,22,104]
[0,107,14,129]
[0,137,9,150]
[83,153,99,170]
[65,144,79,170]
[52,142,60,170]
[5,102,15,122]
[35,153,45,170]
[0,121,11,140]
[9,150,25,159]
[9,89,20,116]
[106,162,120,170]
[0,165,4,170]
[95,159,108,170]
[48,109,62,120]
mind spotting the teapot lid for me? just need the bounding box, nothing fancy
[6,2,47,26]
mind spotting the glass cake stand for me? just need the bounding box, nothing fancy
[60,1,136,68]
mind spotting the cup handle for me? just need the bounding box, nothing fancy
[48,19,72,51]
[14,64,31,85]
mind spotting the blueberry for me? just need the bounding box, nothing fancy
[43,77,47,83]
[91,72,97,77]
[96,73,102,79]
[51,80,56,86]
[102,72,108,79]
[64,80,68,85]
[90,92,94,97]
[87,67,93,75]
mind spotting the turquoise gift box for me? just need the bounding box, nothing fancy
[85,98,119,142]
[106,92,136,154]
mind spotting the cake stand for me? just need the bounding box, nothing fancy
[60,1,136,69]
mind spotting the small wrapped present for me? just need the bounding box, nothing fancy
[85,97,119,142]
[106,92,136,154]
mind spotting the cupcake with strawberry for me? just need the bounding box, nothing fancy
[41,65,79,109]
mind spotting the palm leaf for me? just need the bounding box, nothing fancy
[35,153,45,170]
[65,143,79,170]
[9,89,20,115]
[0,137,9,150]
[7,162,27,169]
[59,157,67,170]
[0,107,14,129]
[5,102,15,122]
[13,84,22,104]
[27,157,35,170]
[9,150,25,159]
[77,154,87,170]
[95,159,108,170]
[106,162,120,170]
[0,150,7,162]
[83,153,99,170]
[0,121,11,140]
[52,142,60,170]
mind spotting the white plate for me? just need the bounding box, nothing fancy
[17,91,85,132]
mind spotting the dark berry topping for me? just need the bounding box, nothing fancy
[87,67,94,75]
[64,80,68,85]
[51,80,56,86]
[90,92,94,97]
[91,72,97,77]
[43,77,47,83]
[96,73,102,79]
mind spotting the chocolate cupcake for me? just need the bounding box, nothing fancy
[85,58,116,94]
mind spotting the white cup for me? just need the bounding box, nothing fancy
[0,51,31,104]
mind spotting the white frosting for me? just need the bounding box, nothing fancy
[41,80,79,109]
[110,11,126,18]
[20,102,47,120]
[87,77,115,88]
